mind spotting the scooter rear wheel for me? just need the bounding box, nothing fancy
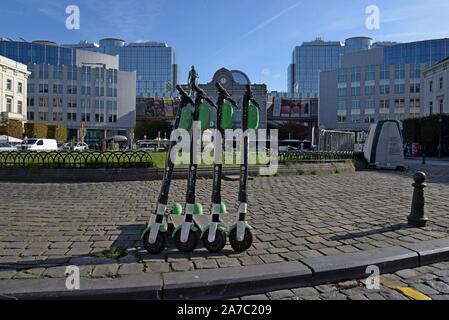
[203,229,227,253]
[174,230,199,253]
[229,228,253,253]
[142,229,167,255]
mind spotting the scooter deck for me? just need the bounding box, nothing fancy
[168,215,186,228]
[192,215,213,231]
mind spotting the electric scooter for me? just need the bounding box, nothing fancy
[193,82,239,253]
[170,83,217,253]
[228,84,260,253]
[142,85,194,254]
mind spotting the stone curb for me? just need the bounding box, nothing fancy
[1,238,448,300]
[0,162,354,183]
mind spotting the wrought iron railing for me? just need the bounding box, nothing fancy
[278,151,354,163]
[0,151,154,169]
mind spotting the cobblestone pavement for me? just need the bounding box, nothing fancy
[0,163,448,281]
[239,261,449,300]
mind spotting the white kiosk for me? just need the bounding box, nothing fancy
[364,120,405,170]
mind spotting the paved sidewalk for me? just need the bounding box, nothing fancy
[0,163,448,283]
[240,261,449,300]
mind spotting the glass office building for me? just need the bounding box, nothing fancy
[319,38,449,132]
[288,37,373,98]
[0,39,136,144]
[66,39,177,98]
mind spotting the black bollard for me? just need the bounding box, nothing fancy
[407,172,428,228]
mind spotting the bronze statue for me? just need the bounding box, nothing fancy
[187,65,198,97]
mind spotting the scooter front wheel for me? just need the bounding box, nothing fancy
[203,229,227,253]
[229,228,253,253]
[174,230,199,253]
[142,229,167,255]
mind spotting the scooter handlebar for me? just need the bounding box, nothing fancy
[176,85,194,105]
[192,83,217,109]
[215,82,237,107]
[245,84,261,110]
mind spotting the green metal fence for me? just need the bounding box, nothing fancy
[278,151,354,163]
[0,151,154,169]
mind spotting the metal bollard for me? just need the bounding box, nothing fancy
[407,172,428,228]
[422,153,426,165]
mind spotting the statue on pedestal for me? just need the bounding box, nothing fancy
[188,65,199,97]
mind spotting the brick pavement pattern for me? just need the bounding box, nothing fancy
[0,163,448,280]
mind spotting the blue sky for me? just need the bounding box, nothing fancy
[2,0,449,91]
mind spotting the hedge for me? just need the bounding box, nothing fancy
[0,119,23,139]
[24,123,68,142]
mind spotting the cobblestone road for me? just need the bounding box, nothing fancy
[239,261,449,300]
[0,163,448,281]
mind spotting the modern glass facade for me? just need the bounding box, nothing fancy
[288,37,373,98]
[319,38,449,133]
[0,40,136,143]
[66,39,177,97]
[0,41,76,66]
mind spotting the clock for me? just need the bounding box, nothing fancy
[220,77,227,85]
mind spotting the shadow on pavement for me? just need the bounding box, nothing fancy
[330,223,414,241]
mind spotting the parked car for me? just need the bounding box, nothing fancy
[73,142,89,152]
[17,139,58,151]
[0,143,17,152]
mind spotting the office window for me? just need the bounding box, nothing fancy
[379,85,390,95]
[68,98,77,109]
[394,99,405,108]
[53,67,63,80]
[410,64,421,78]
[337,100,346,110]
[364,85,375,96]
[429,81,433,93]
[351,86,361,96]
[365,115,375,124]
[39,84,49,93]
[351,115,361,123]
[337,115,346,123]
[394,84,405,94]
[410,84,420,94]
[53,84,63,94]
[380,65,390,80]
[410,99,421,109]
[27,111,35,121]
[380,99,390,109]
[338,69,347,83]
[338,88,347,97]
[39,97,47,107]
[440,99,444,113]
[67,112,77,121]
[395,64,405,79]
[439,77,444,90]
[351,67,361,82]
[365,100,376,109]
[39,112,48,121]
[81,86,91,95]
[53,112,63,122]
[67,85,77,95]
[67,69,77,81]
[365,65,376,81]
[6,98,13,112]
[429,101,433,115]
[6,79,12,91]
[17,101,23,114]
[18,82,23,94]
[351,100,360,109]
[27,83,34,93]
[81,113,91,122]
[27,97,34,107]
[39,67,49,79]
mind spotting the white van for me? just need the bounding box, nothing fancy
[18,139,58,152]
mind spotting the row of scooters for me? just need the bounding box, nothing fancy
[141,82,260,254]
